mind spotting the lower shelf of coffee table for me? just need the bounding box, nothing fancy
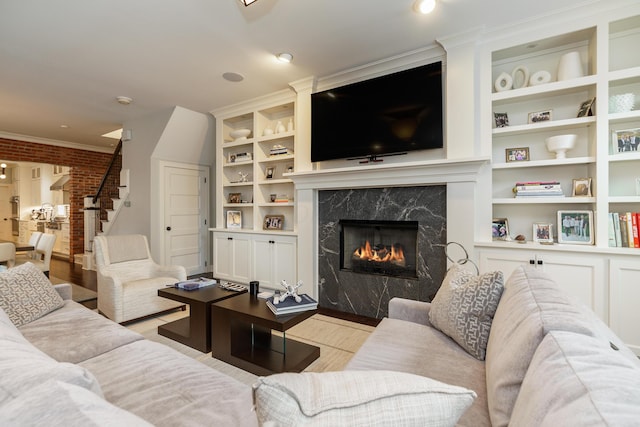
[225,334,320,376]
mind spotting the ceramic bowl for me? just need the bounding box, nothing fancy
[229,128,251,140]
[546,134,577,159]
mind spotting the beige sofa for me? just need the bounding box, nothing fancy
[346,265,640,426]
[0,263,257,426]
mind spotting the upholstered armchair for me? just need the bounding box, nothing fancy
[93,234,186,323]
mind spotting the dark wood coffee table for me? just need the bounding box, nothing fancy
[211,293,319,376]
[158,285,245,353]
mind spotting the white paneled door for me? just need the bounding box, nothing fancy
[163,164,209,276]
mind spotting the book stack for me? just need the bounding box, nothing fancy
[173,278,217,291]
[266,294,318,315]
[513,181,563,198]
[269,145,293,156]
[609,212,640,248]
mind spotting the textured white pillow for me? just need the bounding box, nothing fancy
[429,264,504,360]
[253,370,476,426]
[0,262,64,326]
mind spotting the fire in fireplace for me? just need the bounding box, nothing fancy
[340,220,418,279]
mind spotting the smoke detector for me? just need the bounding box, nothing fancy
[116,96,133,105]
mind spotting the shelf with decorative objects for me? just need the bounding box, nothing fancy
[484,14,640,251]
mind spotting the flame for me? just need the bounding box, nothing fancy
[353,240,406,266]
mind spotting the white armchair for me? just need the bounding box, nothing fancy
[93,234,187,323]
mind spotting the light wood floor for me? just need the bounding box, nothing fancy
[125,308,375,385]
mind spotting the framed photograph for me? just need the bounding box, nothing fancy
[494,112,509,128]
[557,210,594,245]
[528,110,552,123]
[533,223,553,243]
[611,128,640,154]
[228,153,236,164]
[226,210,242,229]
[263,214,284,230]
[228,192,241,204]
[505,147,530,162]
[492,218,510,240]
[572,178,592,197]
[265,166,275,179]
[577,97,595,117]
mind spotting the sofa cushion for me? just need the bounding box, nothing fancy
[429,264,504,360]
[79,339,258,427]
[510,331,640,426]
[346,317,490,427]
[254,370,476,427]
[105,234,150,264]
[485,265,597,427]
[0,262,64,326]
[18,300,144,363]
[0,379,152,426]
[0,307,103,405]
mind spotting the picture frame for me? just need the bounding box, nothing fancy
[533,223,553,243]
[492,218,510,240]
[228,193,241,204]
[528,110,552,124]
[228,153,236,164]
[226,210,242,229]
[263,214,284,230]
[611,128,640,154]
[494,112,509,128]
[265,166,275,179]
[557,210,594,245]
[577,97,595,117]
[505,147,529,162]
[571,178,592,197]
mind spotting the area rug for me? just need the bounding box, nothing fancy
[49,276,97,303]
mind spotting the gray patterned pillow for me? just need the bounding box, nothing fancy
[429,264,504,360]
[0,263,64,327]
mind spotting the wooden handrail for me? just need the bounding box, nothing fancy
[92,139,123,204]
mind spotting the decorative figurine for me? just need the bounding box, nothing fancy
[273,279,303,304]
[238,171,249,183]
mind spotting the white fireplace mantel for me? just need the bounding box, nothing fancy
[289,157,490,299]
[289,157,490,190]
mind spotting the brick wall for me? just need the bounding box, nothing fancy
[0,137,121,262]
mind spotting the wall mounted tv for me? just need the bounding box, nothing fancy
[311,61,443,163]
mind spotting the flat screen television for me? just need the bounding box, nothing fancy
[311,61,443,162]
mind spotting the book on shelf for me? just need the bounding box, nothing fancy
[513,181,563,197]
[609,212,640,248]
[266,294,318,315]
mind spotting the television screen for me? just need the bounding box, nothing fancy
[311,61,443,162]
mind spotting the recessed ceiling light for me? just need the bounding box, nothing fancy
[116,96,133,105]
[60,124,69,129]
[276,53,293,63]
[413,0,436,14]
[223,72,245,82]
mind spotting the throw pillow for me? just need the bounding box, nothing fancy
[0,262,64,327]
[253,370,476,427]
[429,264,504,360]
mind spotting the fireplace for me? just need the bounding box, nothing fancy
[317,185,447,319]
[340,220,418,279]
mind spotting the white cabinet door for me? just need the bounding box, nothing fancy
[251,235,297,288]
[478,248,607,321]
[212,232,251,283]
[609,258,640,356]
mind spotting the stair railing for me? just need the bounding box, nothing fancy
[92,139,123,205]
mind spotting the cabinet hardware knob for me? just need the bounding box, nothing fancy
[537,260,543,265]
[529,259,535,264]
[227,237,233,240]
[166,226,171,231]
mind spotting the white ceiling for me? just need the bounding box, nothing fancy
[0,0,593,150]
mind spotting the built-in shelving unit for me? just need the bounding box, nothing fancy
[487,16,640,249]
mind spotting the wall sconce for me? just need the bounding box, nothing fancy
[0,163,6,180]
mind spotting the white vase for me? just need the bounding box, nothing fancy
[557,51,584,81]
[275,121,285,134]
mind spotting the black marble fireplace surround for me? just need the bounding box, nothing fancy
[318,185,446,319]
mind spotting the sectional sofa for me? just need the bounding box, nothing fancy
[0,263,257,426]
[346,264,640,426]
